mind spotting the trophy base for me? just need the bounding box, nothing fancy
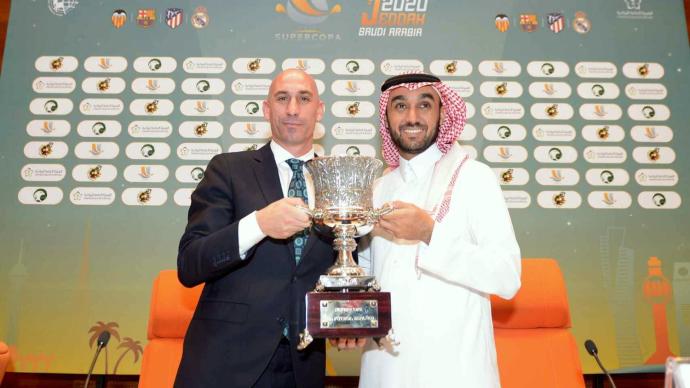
[317,275,379,291]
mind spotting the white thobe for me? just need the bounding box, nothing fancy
[358,143,521,388]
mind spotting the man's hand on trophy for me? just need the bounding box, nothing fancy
[378,201,434,244]
[328,337,367,351]
[256,197,312,239]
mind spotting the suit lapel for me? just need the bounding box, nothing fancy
[253,142,296,264]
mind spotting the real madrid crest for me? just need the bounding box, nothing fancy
[191,6,209,29]
[572,11,591,34]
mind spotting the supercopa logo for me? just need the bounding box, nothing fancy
[275,0,341,24]
[274,0,343,40]
[359,0,428,37]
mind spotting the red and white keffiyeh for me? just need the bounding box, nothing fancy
[378,75,467,167]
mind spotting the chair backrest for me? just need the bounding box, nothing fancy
[0,341,9,385]
[138,270,202,388]
[491,258,585,388]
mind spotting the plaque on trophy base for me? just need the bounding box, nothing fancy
[306,291,391,338]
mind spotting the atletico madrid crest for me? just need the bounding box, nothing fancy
[112,9,126,29]
[166,8,183,29]
[495,14,510,32]
[547,13,565,33]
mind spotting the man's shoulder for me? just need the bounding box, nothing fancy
[210,148,262,166]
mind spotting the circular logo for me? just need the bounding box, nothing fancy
[245,102,260,115]
[141,144,155,158]
[148,58,162,71]
[191,167,205,181]
[346,146,360,156]
[92,121,106,135]
[33,188,48,203]
[548,147,563,161]
[196,80,210,93]
[276,0,340,25]
[541,63,555,76]
[48,0,79,16]
[345,60,360,74]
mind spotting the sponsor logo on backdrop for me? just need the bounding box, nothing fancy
[191,6,209,28]
[274,0,342,40]
[618,0,654,19]
[137,9,156,28]
[166,8,184,29]
[112,9,127,29]
[48,0,79,16]
[495,14,509,32]
[359,0,428,37]
[519,14,538,32]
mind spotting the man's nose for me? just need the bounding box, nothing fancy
[405,107,418,122]
[287,97,299,115]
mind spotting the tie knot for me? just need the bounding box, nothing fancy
[286,158,304,172]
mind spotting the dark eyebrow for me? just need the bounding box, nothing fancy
[418,93,437,101]
[390,95,407,103]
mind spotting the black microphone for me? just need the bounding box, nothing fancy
[84,331,110,388]
[584,339,617,388]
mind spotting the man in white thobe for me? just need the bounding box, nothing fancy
[357,73,522,388]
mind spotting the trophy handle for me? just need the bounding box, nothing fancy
[367,202,394,223]
[297,205,324,220]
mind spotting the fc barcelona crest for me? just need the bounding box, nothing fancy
[112,9,126,29]
[166,8,183,29]
[547,13,565,33]
[495,14,510,32]
[519,14,538,32]
[137,9,156,28]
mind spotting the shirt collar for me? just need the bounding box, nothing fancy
[270,141,315,164]
[398,143,443,183]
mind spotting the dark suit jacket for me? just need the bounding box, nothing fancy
[174,143,336,388]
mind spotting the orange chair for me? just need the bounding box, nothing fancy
[0,341,9,385]
[491,258,585,388]
[138,270,202,388]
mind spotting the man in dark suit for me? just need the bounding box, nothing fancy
[175,69,335,388]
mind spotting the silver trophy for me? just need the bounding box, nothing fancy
[297,155,393,350]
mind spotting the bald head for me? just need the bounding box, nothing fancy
[268,69,320,99]
[263,69,324,157]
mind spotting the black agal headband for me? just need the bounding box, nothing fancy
[380,73,441,92]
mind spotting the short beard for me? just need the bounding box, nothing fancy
[389,118,440,156]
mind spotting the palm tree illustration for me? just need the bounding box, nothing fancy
[88,321,121,373]
[113,337,144,374]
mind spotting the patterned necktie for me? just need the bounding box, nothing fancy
[286,158,309,264]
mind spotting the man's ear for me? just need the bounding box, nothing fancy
[440,105,446,124]
[262,99,270,121]
[317,100,325,122]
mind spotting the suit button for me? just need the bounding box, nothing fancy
[292,275,298,283]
